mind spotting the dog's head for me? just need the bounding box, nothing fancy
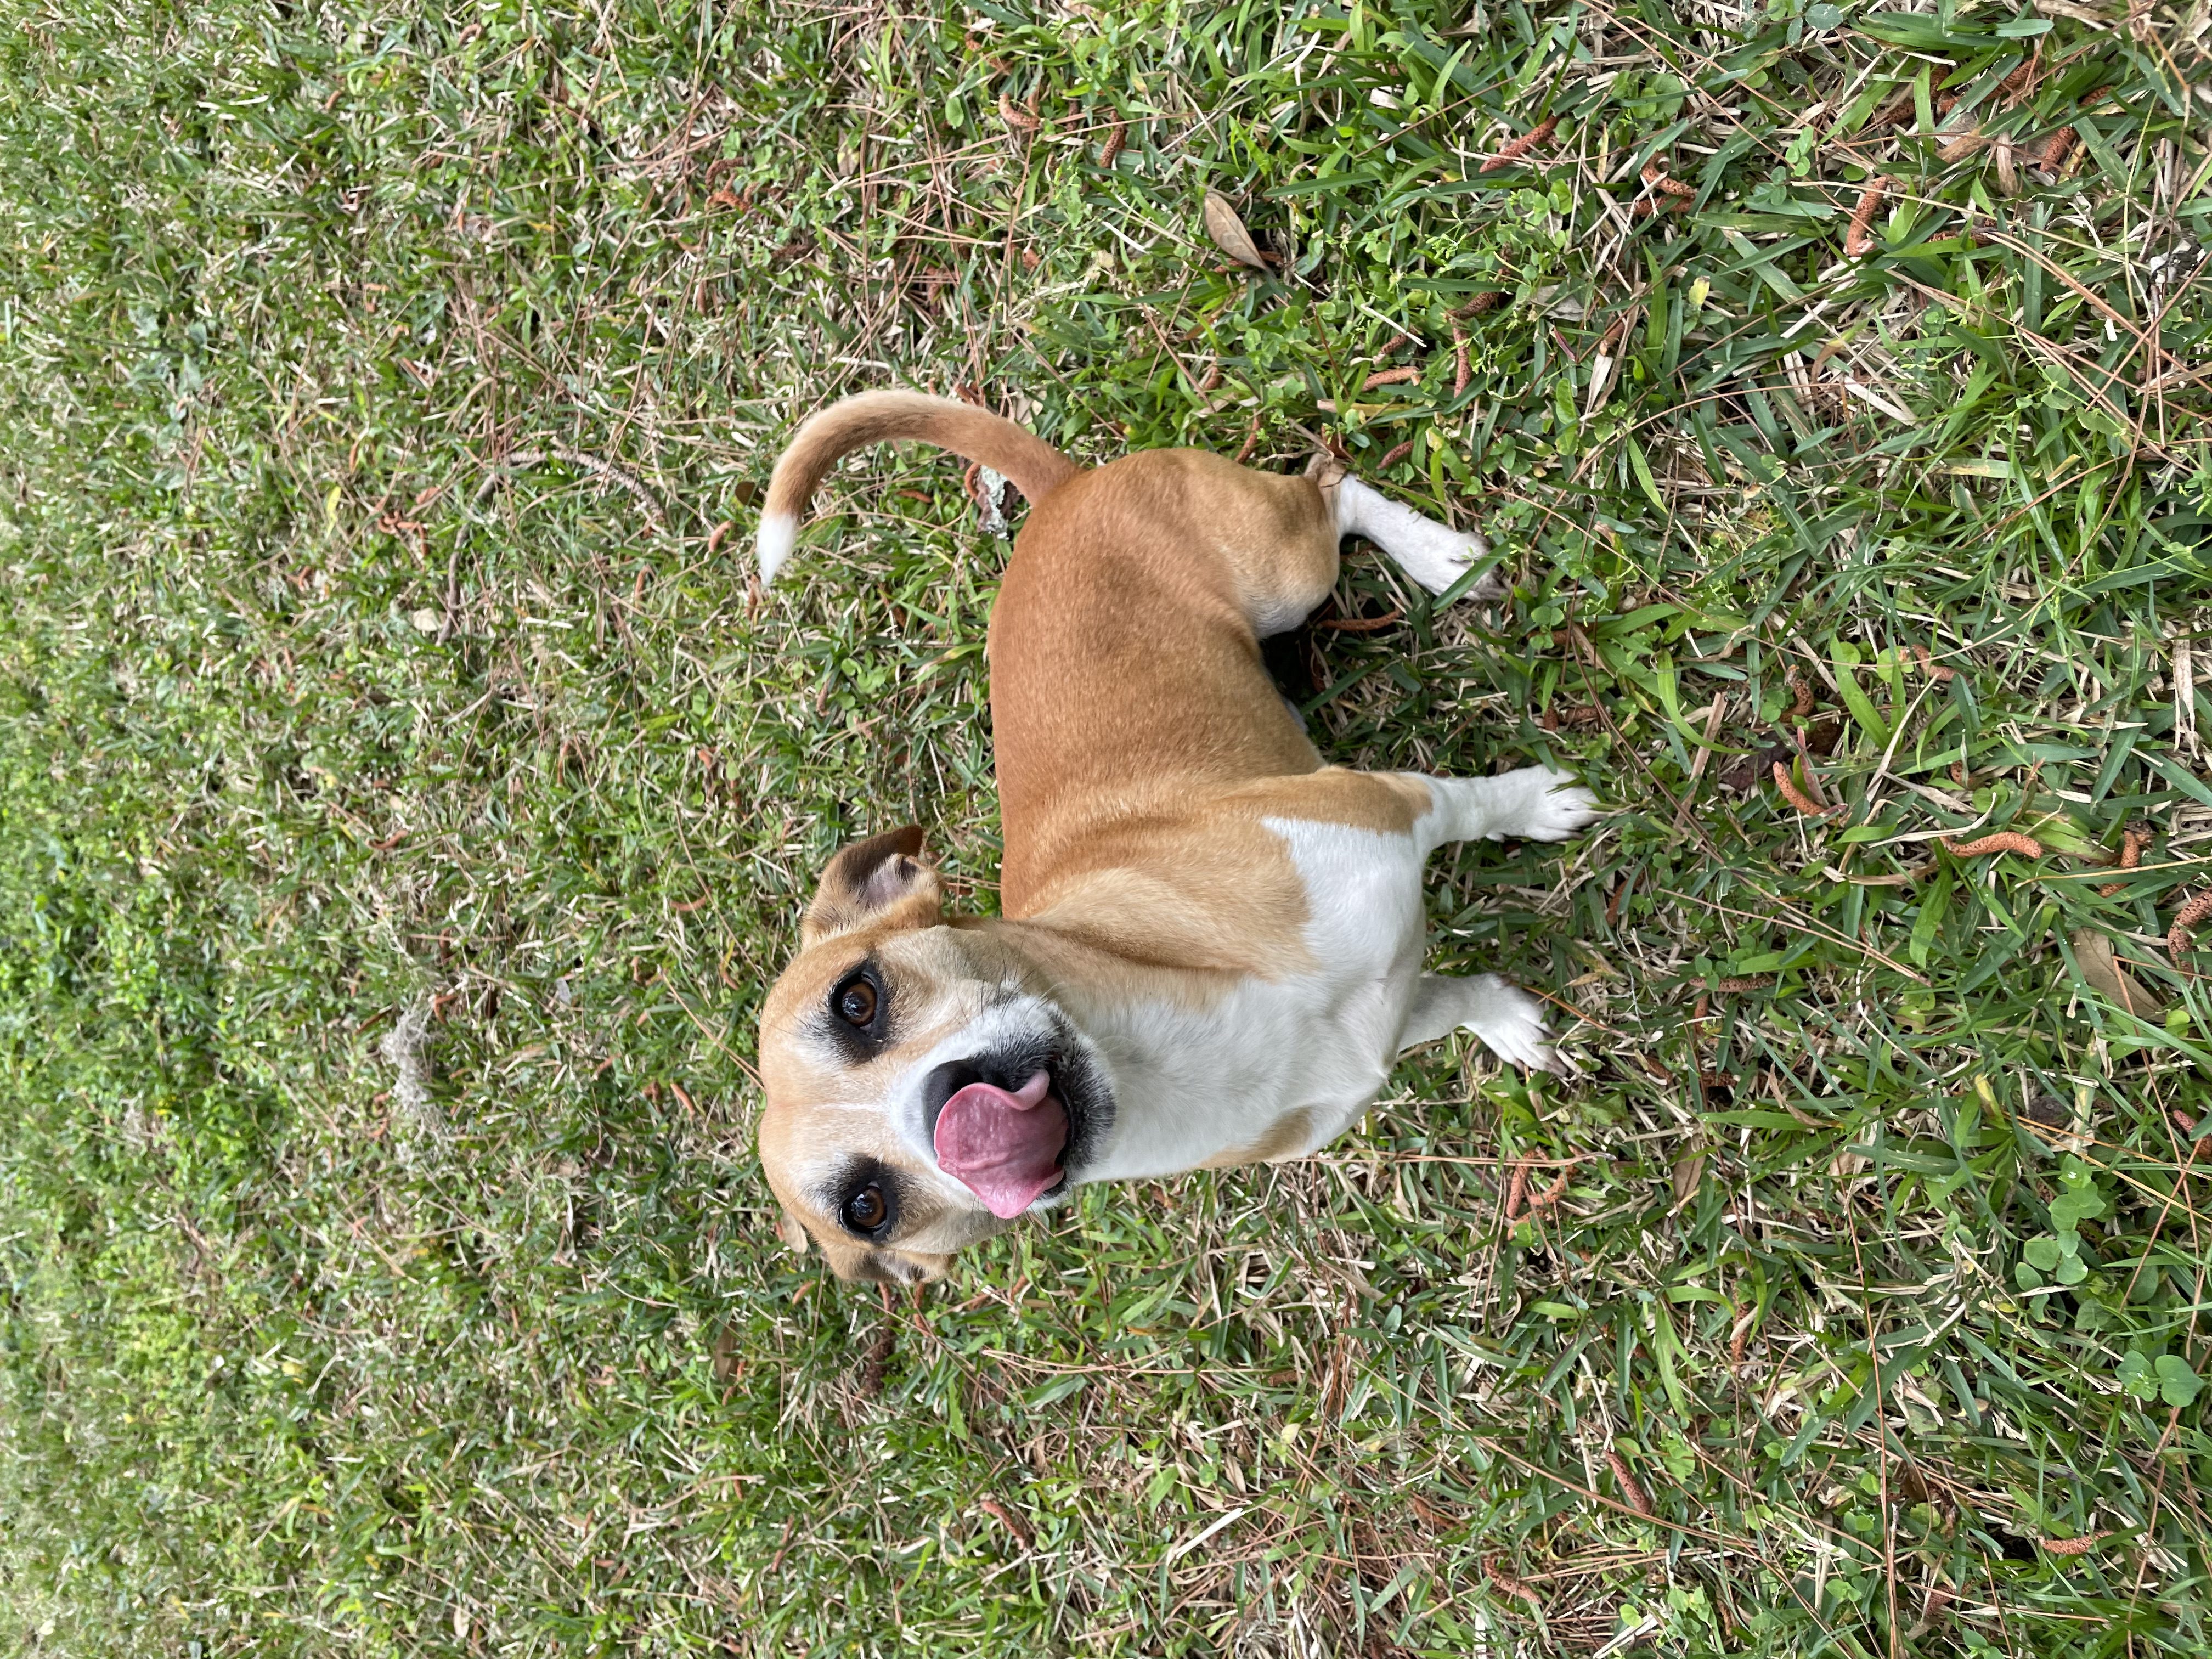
[756,826,1113,1283]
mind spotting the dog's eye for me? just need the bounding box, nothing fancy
[843,1183,888,1233]
[834,974,878,1029]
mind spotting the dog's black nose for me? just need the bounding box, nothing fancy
[920,1060,984,1141]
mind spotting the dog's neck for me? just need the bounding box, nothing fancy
[989,905,1390,1184]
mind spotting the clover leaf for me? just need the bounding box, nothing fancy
[2155,1356,2204,1409]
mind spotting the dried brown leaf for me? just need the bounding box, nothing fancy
[1201,191,1268,271]
[1670,1147,1706,1212]
[2072,929,2166,1020]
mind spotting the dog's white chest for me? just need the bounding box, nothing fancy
[1080,817,1427,1182]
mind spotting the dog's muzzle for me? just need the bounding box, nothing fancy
[918,1022,1111,1214]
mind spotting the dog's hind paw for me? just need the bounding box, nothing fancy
[1464,975,1572,1076]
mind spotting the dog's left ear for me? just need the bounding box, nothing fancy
[774,1205,812,1255]
[802,825,944,945]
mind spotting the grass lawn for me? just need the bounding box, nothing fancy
[3,0,2211,1652]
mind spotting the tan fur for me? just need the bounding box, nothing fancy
[763,390,1077,536]
[989,451,1347,913]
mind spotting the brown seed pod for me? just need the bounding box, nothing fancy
[1377,437,1415,469]
[1938,126,1989,164]
[998,92,1041,132]
[1787,670,1815,721]
[1452,325,1471,397]
[1362,365,1421,390]
[1486,1557,1544,1609]
[2098,823,2152,897]
[1773,760,1833,818]
[2039,126,2077,172]
[1943,832,2045,859]
[1607,1448,1655,1515]
[1910,643,1956,681]
[1099,118,1126,168]
[2169,890,2212,964]
[1846,177,1890,257]
[977,1495,1035,1551]
[1479,115,1558,173]
[1524,1168,1570,1212]
[2041,1533,2107,1557]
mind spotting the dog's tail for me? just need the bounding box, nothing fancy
[757,390,1079,584]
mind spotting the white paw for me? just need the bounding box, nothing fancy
[1428,530,1507,600]
[1465,975,1569,1076]
[1488,766,1600,842]
[1387,521,1500,598]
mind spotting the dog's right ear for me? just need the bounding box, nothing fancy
[802,825,944,945]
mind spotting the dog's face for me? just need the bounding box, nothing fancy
[756,827,1113,1284]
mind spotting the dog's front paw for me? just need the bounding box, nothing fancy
[1489,765,1600,842]
[1465,974,1571,1076]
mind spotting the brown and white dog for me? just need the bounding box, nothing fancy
[754,392,1596,1283]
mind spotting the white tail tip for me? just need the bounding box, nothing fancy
[755,511,797,585]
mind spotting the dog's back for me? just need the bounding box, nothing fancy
[758,396,1350,919]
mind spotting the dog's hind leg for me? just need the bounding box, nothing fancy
[1308,458,1503,600]
[1399,972,1563,1073]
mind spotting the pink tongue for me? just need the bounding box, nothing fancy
[933,1071,1067,1219]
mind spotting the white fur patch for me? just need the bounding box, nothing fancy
[756,510,797,584]
[1334,475,1500,597]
